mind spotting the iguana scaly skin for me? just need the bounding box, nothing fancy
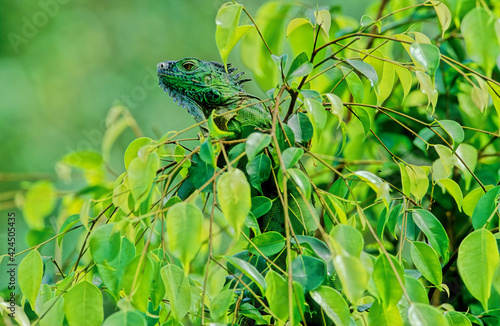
[157,58,312,239]
[157,57,272,138]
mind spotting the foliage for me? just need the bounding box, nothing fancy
[3,0,500,325]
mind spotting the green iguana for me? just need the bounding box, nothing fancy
[157,57,314,237]
[157,57,272,138]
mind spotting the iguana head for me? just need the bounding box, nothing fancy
[157,58,251,119]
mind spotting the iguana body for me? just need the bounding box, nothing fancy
[157,58,313,238]
[157,57,272,138]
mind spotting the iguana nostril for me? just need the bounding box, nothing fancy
[157,62,166,69]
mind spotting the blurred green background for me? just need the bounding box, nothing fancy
[0,0,372,176]
[0,0,372,245]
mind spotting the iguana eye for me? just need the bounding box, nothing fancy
[182,62,195,71]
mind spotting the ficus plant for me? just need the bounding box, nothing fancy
[3,0,500,325]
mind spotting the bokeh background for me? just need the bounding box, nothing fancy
[0,0,372,253]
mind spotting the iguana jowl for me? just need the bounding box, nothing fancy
[157,57,272,137]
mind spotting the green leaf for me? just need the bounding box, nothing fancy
[187,153,215,192]
[210,290,234,323]
[471,75,490,113]
[315,10,331,35]
[287,17,312,36]
[294,236,332,266]
[35,284,52,316]
[412,209,450,262]
[22,181,56,230]
[286,52,313,80]
[122,255,153,312]
[39,297,64,326]
[411,242,443,287]
[310,286,350,326]
[346,59,378,86]
[435,144,455,177]
[215,3,252,68]
[304,98,327,132]
[288,112,314,142]
[127,151,159,204]
[455,143,478,190]
[326,93,344,126]
[161,264,191,321]
[124,137,153,170]
[461,7,500,76]
[265,271,289,322]
[410,43,441,76]
[225,255,267,293]
[415,71,438,113]
[437,120,464,149]
[444,311,473,326]
[463,186,494,217]
[437,179,463,211]
[340,66,364,102]
[354,170,390,207]
[245,213,261,236]
[18,250,43,310]
[330,224,364,257]
[405,275,429,304]
[291,255,326,292]
[368,300,402,326]
[167,202,203,271]
[282,147,304,169]
[199,137,216,168]
[150,252,168,310]
[228,142,245,164]
[64,281,103,326]
[208,111,234,138]
[247,231,285,256]
[271,53,288,76]
[373,254,404,307]
[217,169,252,236]
[471,186,500,229]
[251,196,272,218]
[246,154,272,193]
[395,66,412,104]
[57,214,80,247]
[97,237,135,295]
[353,107,371,139]
[405,165,429,202]
[60,151,103,172]
[408,303,448,326]
[264,271,304,324]
[400,163,411,198]
[489,82,500,119]
[89,223,121,264]
[471,85,487,113]
[239,303,269,325]
[276,123,295,151]
[339,121,347,155]
[387,204,403,239]
[287,168,312,199]
[113,181,129,213]
[333,255,368,302]
[428,1,451,38]
[245,132,271,161]
[103,311,147,326]
[377,57,396,106]
[360,15,381,33]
